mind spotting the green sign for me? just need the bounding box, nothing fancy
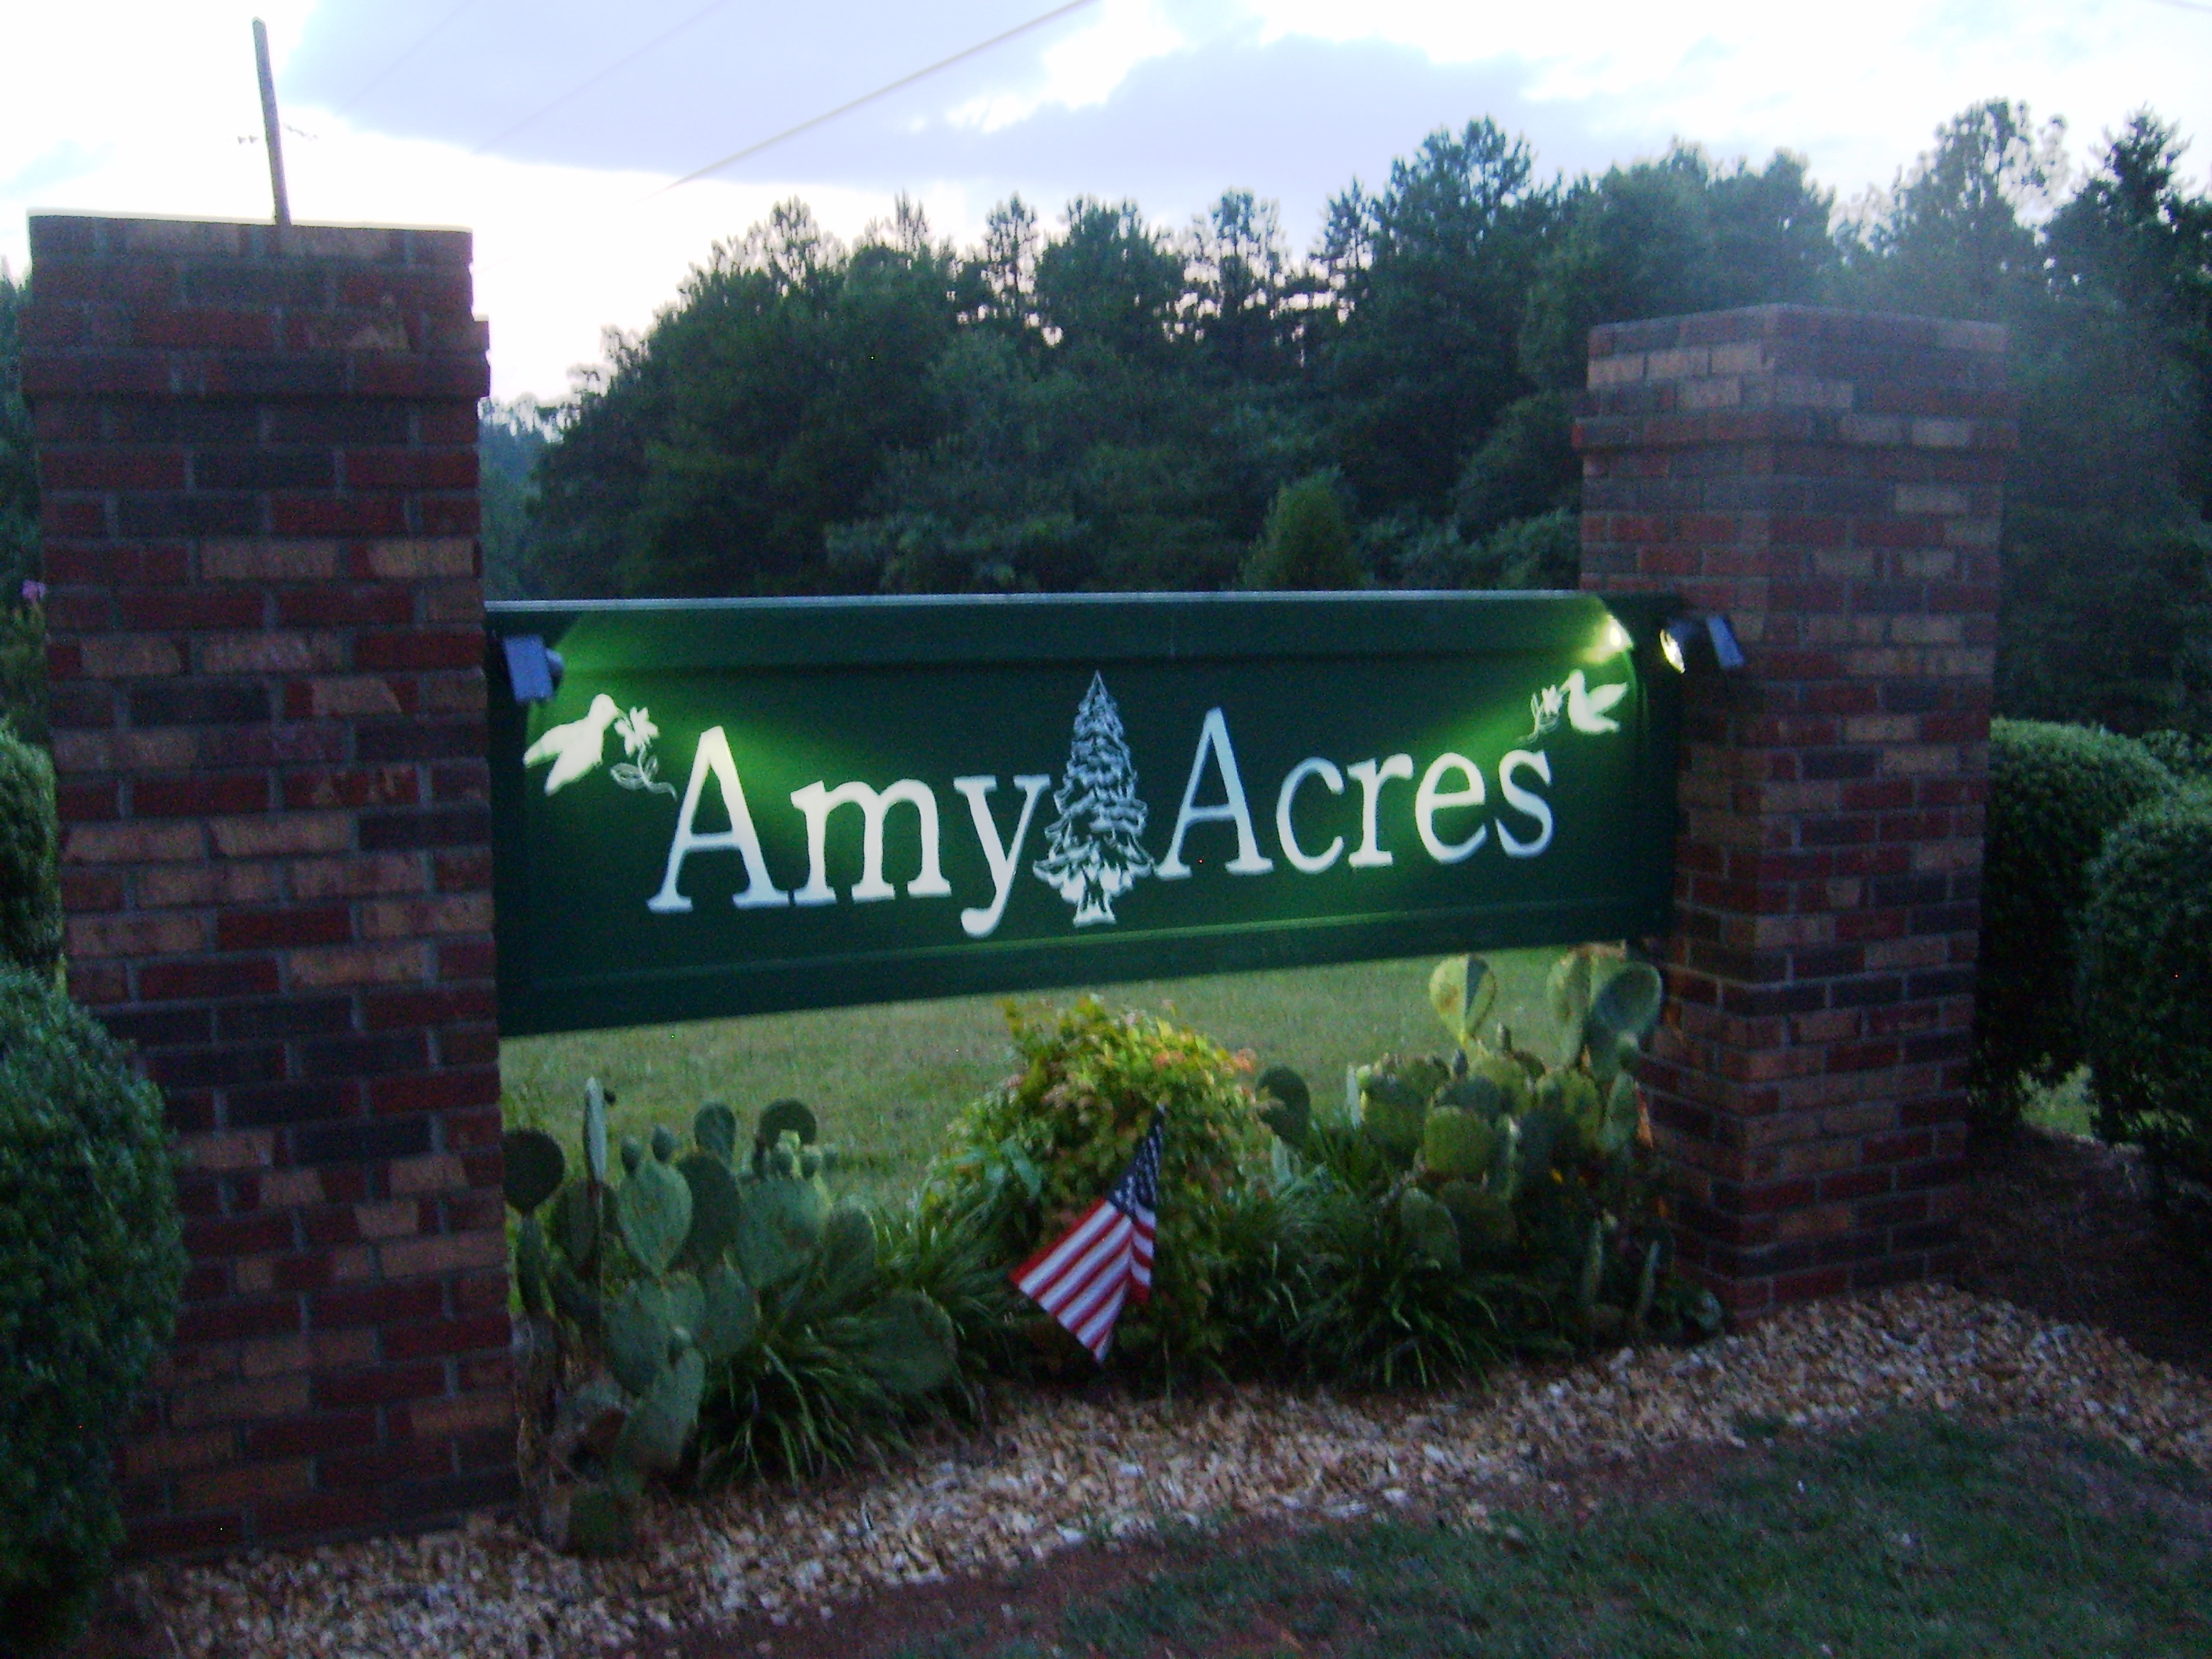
[485,593,1682,1036]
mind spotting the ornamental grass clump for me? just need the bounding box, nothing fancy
[0,967,183,1656]
[922,998,1270,1376]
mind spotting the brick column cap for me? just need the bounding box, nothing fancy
[1577,303,2016,457]
[20,213,489,407]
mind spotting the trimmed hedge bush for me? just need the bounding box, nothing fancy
[0,716,59,976]
[0,968,183,1654]
[1973,720,2170,1118]
[2076,791,2212,1188]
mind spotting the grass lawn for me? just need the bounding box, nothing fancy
[881,1415,2212,1659]
[500,949,1565,1204]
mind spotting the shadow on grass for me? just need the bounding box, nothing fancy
[879,1415,2212,1659]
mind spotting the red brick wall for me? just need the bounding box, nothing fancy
[20,214,512,1553]
[1578,304,2012,1317]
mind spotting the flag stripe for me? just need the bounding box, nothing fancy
[1009,1118,1164,1363]
[1035,1221,1131,1319]
[1013,1199,1113,1293]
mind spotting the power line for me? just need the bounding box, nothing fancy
[467,0,747,156]
[327,0,485,120]
[645,0,1100,197]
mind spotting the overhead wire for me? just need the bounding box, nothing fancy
[467,0,748,156]
[325,0,487,120]
[643,0,1101,197]
[474,0,1100,273]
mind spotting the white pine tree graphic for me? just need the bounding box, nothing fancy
[1031,672,1155,926]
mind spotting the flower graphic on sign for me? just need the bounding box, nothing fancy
[1522,671,1628,741]
[608,706,677,797]
[1032,672,1155,927]
[522,696,676,798]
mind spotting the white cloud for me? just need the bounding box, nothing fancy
[5,0,2208,397]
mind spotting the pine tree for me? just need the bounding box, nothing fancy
[1031,672,1155,925]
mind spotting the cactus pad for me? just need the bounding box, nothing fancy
[514,1215,551,1317]
[615,1156,694,1276]
[694,1261,760,1362]
[1428,954,1498,1047]
[815,1202,878,1309]
[551,1180,602,1272]
[1422,1106,1500,1181]
[605,1281,676,1395]
[584,1078,610,1185]
[615,1347,706,1474]
[677,1152,743,1268]
[694,1102,740,1164]
[855,1288,958,1398]
[736,1174,826,1287]
[1396,1188,1461,1272]
[1589,961,1664,1046]
[503,1129,566,1215]
[756,1097,818,1152]
[1437,1180,1517,1251]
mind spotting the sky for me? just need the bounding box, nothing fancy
[4,0,2209,401]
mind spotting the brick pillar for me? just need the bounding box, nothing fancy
[1577,305,2010,1318]
[21,214,512,1553]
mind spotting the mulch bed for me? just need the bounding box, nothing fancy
[1949,1126,2212,1375]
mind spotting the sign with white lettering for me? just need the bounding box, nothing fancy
[485,593,1681,1035]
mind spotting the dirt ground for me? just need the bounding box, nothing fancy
[1947,1126,2212,1375]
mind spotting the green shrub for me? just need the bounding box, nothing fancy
[2075,791,2212,1191]
[0,968,183,1654]
[2140,729,2212,782]
[922,998,1270,1377]
[1974,720,2171,1118]
[0,606,46,750]
[1242,473,1363,591]
[0,716,60,978]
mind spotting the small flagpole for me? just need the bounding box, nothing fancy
[253,18,292,225]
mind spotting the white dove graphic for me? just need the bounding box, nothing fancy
[522,693,622,794]
[1562,671,1629,734]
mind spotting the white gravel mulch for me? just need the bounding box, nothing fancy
[120,1284,2212,1658]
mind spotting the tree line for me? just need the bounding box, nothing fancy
[486,100,2210,732]
[1,101,2205,734]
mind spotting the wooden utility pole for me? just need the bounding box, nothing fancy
[253,18,291,225]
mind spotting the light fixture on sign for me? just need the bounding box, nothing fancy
[1658,613,1745,675]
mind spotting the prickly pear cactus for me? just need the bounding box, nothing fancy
[1291,948,1710,1356]
[514,1082,962,1551]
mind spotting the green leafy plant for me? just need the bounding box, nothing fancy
[504,1082,955,1551]
[921,998,1270,1377]
[1976,720,2172,1122]
[2075,791,2212,1229]
[0,717,59,977]
[1254,949,1719,1386]
[0,968,183,1654]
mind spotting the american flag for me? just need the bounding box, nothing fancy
[1012,1116,1163,1361]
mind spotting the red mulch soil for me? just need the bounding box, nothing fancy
[1946,1126,2212,1377]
